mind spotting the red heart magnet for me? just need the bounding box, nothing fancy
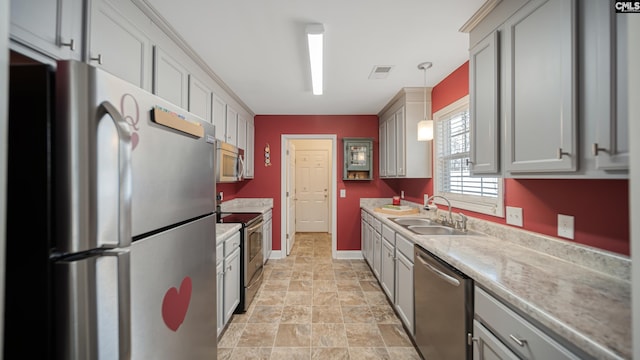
[161,276,192,332]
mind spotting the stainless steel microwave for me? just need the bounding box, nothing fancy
[216,141,244,183]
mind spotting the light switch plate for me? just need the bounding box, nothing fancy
[506,206,523,227]
[340,189,346,198]
[558,214,574,239]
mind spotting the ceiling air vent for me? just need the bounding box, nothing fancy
[369,65,393,79]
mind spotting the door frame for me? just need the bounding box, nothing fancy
[280,134,337,259]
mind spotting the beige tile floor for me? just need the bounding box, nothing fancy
[217,232,422,360]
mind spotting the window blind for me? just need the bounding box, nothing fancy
[436,109,498,199]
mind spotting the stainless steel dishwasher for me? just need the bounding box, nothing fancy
[414,244,473,360]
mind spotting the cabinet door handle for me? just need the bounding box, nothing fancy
[557,148,570,159]
[90,54,103,65]
[509,334,527,347]
[61,38,75,51]
[592,143,607,156]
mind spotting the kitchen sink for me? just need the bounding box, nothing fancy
[407,225,483,236]
[390,217,435,226]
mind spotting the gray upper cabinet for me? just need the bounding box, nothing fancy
[237,114,247,150]
[378,88,432,179]
[89,0,152,90]
[469,31,500,175]
[10,0,83,61]
[153,46,189,109]
[188,74,213,121]
[378,122,387,177]
[212,93,227,141]
[467,0,628,178]
[582,0,629,171]
[504,0,577,173]
[245,121,255,179]
[225,106,238,146]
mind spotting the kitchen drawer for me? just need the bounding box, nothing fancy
[224,231,241,257]
[382,224,395,245]
[395,233,413,261]
[475,286,581,360]
[372,217,382,233]
[365,211,372,224]
[216,243,224,265]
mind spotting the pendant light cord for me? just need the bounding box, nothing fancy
[423,68,427,121]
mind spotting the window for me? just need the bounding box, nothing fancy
[433,95,504,217]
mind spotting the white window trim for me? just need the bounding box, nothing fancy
[433,95,505,218]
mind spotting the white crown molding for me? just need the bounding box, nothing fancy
[459,0,502,33]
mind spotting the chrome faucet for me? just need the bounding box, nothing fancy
[424,195,453,226]
[456,212,468,232]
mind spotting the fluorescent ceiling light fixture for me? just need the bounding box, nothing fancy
[306,24,324,95]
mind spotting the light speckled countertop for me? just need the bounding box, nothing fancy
[216,223,241,245]
[360,199,631,360]
[219,198,273,214]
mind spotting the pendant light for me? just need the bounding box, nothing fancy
[417,62,433,141]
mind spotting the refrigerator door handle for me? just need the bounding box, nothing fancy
[97,101,132,248]
[110,249,132,360]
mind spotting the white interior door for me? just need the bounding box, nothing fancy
[286,142,296,255]
[295,149,329,232]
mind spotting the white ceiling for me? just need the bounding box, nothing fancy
[145,0,485,115]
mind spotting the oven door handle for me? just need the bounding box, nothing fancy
[246,265,264,289]
[246,221,263,234]
[416,253,461,287]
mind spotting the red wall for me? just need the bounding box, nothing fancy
[226,115,396,251]
[222,61,630,256]
[387,62,630,255]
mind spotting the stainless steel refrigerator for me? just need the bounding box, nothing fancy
[6,60,217,359]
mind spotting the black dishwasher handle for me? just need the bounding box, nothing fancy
[416,253,461,287]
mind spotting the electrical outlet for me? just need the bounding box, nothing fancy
[401,191,405,199]
[424,194,429,206]
[506,206,523,227]
[340,189,346,198]
[558,214,574,239]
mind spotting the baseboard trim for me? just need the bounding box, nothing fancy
[336,250,364,260]
[269,250,284,260]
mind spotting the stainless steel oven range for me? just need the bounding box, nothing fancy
[217,212,264,313]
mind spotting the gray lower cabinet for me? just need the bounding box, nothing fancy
[263,209,273,264]
[380,225,395,302]
[216,260,224,337]
[394,233,414,335]
[473,319,520,360]
[474,286,582,360]
[223,246,240,324]
[372,220,382,280]
[217,230,241,336]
